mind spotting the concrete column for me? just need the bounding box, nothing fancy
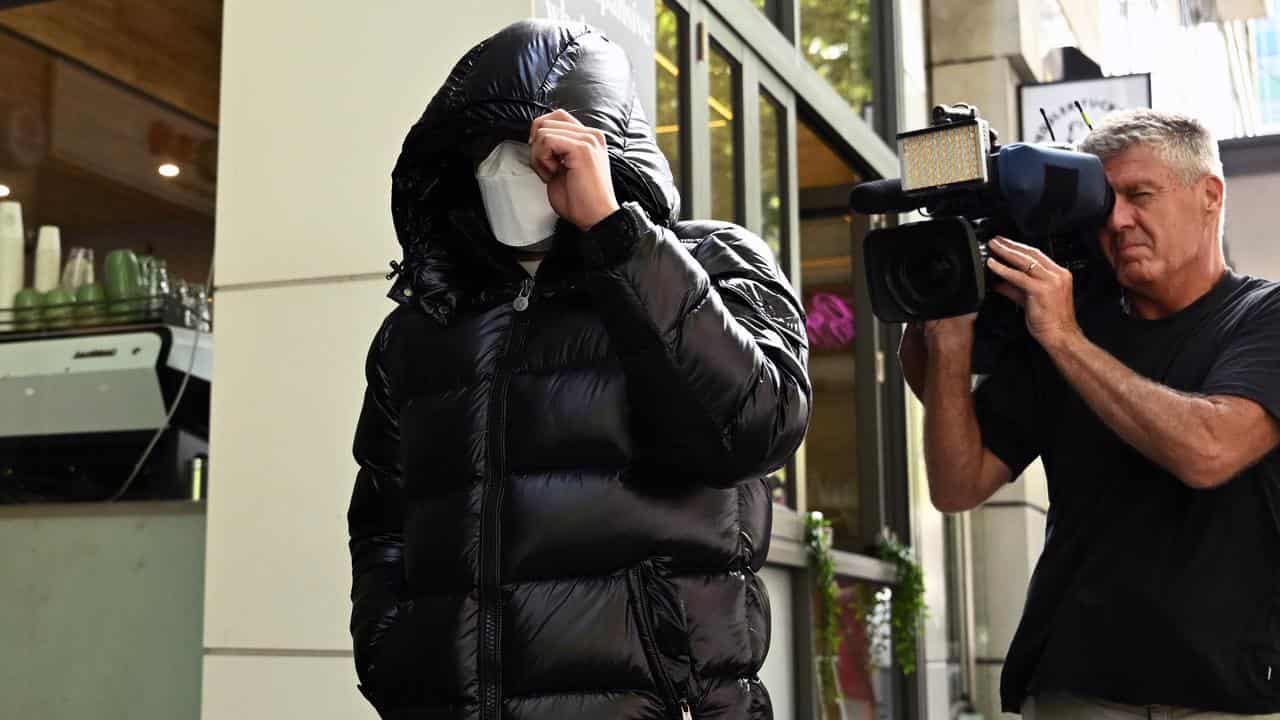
[929,0,1043,142]
[906,391,955,720]
[970,462,1048,718]
[203,2,531,718]
[929,0,1103,141]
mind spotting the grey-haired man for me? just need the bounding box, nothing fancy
[901,110,1280,717]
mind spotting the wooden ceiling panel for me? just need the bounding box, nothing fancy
[0,0,222,125]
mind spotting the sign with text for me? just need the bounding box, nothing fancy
[537,0,656,124]
[1019,74,1152,144]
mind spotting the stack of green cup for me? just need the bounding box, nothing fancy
[13,288,41,331]
[43,288,74,329]
[75,282,106,325]
[1,290,14,331]
[104,249,143,323]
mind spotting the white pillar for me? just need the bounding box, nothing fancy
[970,462,1049,718]
[203,2,533,717]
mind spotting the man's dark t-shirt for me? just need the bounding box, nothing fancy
[975,271,1280,714]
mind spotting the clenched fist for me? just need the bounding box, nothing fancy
[528,110,620,231]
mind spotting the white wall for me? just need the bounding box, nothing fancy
[213,0,534,287]
[971,464,1048,719]
[204,2,532,718]
[0,503,205,720]
[1220,137,1280,280]
[1224,170,1280,281]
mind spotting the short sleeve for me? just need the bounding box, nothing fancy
[973,338,1044,478]
[1201,284,1280,421]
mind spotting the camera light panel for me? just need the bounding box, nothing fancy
[898,120,989,193]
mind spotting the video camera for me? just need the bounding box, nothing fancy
[850,104,1116,329]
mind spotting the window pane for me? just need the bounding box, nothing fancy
[824,578,895,719]
[708,42,740,224]
[0,2,218,502]
[759,90,785,263]
[797,117,865,552]
[759,89,789,505]
[1256,5,1280,129]
[944,514,969,706]
[800,0,874,116]
[655,0,686,204]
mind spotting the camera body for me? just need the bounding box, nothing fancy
[851,104,1116,327]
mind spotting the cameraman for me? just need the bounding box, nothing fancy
[901,109,1280,718]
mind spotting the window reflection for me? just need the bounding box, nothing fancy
[759,88,789,505]
[0,2,218,503]
[945,514,970,706]
[0,31,216,298]
[797,117,865,552]
[800,0,874,117]
[708,42,739,224]
[759,90,785,264]
[654,0,686,205]
[830,577,894,719]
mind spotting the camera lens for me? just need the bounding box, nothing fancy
[862,216,985,322]
[907,253,959,290]
[886,243,965,317]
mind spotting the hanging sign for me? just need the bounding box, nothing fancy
[1019,74,1152,144]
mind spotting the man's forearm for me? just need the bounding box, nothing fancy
[922,347,986,510]
[1046,331,1228,487]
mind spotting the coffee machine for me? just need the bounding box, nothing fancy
[0,323,211,503]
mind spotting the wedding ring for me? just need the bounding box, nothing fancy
[1026,260,1041,275]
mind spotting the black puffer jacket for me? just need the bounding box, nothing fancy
[349,20,811,720]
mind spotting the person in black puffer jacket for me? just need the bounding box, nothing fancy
[348,20,811,720]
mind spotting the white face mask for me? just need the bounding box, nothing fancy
[475,141,559,248]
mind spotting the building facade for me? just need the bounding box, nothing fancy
[0,0,1139,718]
[200,1,950,718]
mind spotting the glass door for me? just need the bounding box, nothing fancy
[652,4,911,717]
[652,3,912,716]
[654,1,901,522]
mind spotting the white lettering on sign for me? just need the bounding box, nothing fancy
[1030,97,1123,144]
[543,0,652,48]
[543,0,586,25]
[1019,74,1151,144]
[596,0,653,47]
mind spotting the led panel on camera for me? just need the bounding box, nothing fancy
[898,120,989,193]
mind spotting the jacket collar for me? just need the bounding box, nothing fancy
[386,207,591,324]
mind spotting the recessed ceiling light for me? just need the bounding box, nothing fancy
[158,163,180,178]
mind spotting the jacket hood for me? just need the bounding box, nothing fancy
[388,21,680,319]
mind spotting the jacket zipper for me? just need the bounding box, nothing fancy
[629,566,693,720]
[479,277,535,720]
[513,277,533,312]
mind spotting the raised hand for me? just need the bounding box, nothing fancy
[528,110,620,231]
